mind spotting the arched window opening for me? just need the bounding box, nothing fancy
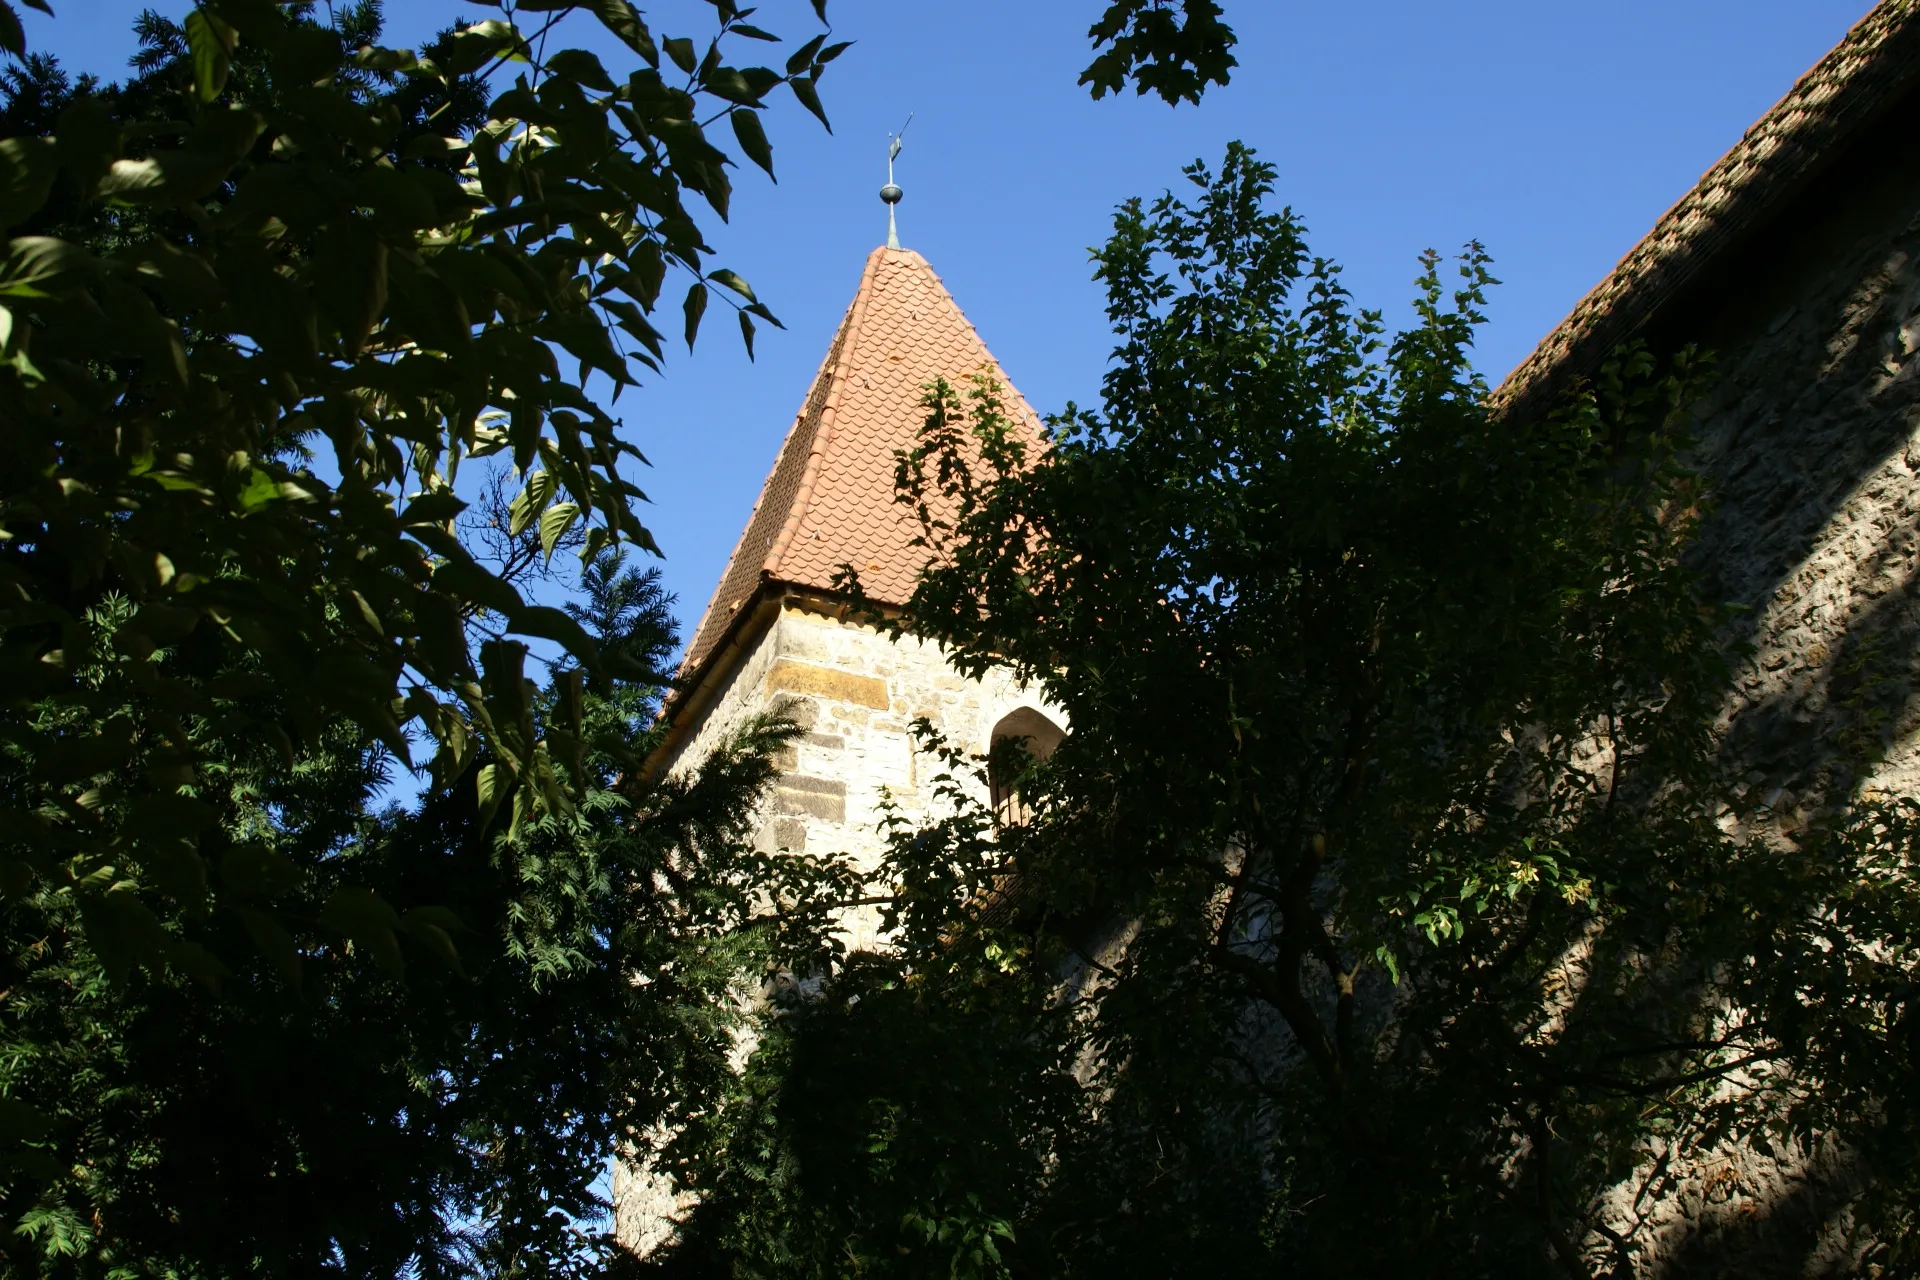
[989,707,1065,827]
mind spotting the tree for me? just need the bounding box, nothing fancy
[0,2,865,1274]
[669,146,1920,1276]
[0,0,850,979]
[0,543,871,1278]
[1081,0,1236,106]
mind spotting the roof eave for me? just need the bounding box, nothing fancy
[1493,0,1920,421]
[642,576,908,780]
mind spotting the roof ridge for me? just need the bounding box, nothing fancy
[763,247,884,577]
[676,290,859,662]
[1495,0,1920,417]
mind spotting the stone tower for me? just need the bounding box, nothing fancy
[615,243,1060,1255]
[647,244,1061,947]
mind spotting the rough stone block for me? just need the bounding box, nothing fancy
[773,773,847,822]
[764,693,819,730]
[765,658,890,710]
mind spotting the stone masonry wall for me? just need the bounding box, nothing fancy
[1583,127,1920,1278]
[1687,164,1920,818]
[662,599,1059,948]
[612,598,1060,1254]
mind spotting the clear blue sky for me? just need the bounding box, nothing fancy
[17,0,1875,645]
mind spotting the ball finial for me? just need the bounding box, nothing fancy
[883,113,912,250]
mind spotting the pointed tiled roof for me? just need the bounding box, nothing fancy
[1495,0,1920,418]
[679,246,1043,682]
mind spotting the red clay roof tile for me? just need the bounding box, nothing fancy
[1495,0,1920,418]
[679,246,1043,679]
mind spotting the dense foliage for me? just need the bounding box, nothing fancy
[5,0,1911,1274]
[0,0,848,984]
[0,2,870,1274]
[668,147,1920,1277]
[1081,0,1236,106]
[0,0,1253,1272]
[2,545,868,1277]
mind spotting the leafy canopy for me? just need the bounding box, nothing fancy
[0,3,870,1275]
[1082,0,1236,106]
[675,145,1920,1277]
[0,0,845,984]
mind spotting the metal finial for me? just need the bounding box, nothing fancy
[881,112,912,250]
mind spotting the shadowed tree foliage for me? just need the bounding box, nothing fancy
[0,545,866,1278]
[0,2,1262,1272]
[0,0,851,984]
[1081,0,1236,106]
[665,146,1920,1278]
[0,2,874,1274]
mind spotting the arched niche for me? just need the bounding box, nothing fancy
[989,706,1065,827]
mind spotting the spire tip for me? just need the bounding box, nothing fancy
[881,113,912,250]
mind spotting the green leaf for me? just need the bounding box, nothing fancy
[0,137,55,231]
[78,886,173,984]
[311,218,387,357]
[319,887,405,977]
[538,501,580,559]
[739,309,756,360]
[115,236,221,306]
[682,279,707,351]
[547,47,616,92]
[509,602,601,669]
[508,469,557,537]
[785,33,825,76]
[0,235,95,298]
[235,467,279,513]
[399,907,468,976]
[199,0,284,40]
[789,74,830,132]
[581,0,656,63]
[184,103,266,162]
[233,906,302,988]
[707,266,758,302]
[351,166,442,232]
[410,590,470,685]
[0,2,23,61]
[729,108,774,179]
[443,19,528,75]
[431,556,525,619]
[53,94,121,195]
[399,489,467,526]
[664,36,697,74]
[126,793,217,839]
[702,67,759,106]
[475,761,510,829]
[168,940,231,991]
[351,43,416,73]
[97,136,251,204]
[184,8,237,103]
[480,639,532,731]
[96,156,169,202]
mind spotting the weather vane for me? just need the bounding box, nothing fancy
[880,112,912,250]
